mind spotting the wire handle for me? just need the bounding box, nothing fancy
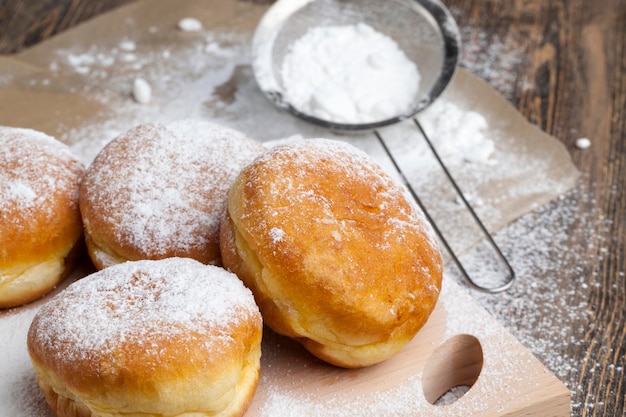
[374,118,516,293]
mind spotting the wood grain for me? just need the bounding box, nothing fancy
[445,1,626,417]
[0,1,624,416]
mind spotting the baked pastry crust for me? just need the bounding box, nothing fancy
[221,139,443,368]
[79,120,265,269]
[27,258,263,417]
[0,127,84,309]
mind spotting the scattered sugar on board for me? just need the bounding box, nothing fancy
[450,182,622,412]
[253,280,533,417]
[119,38,136,52]
[48,30,250,165]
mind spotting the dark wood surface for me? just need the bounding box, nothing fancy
[0,1,624,416]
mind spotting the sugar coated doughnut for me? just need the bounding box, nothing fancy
[27,257,263,417]
[220,138,443,368]
[79,120,265,269]
[0,126,84,309]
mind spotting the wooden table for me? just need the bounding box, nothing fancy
[0,1,624,416]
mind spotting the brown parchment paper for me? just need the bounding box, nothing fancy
[0,0,578,415]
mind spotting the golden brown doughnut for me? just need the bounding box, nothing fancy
[220,138,443,368]
[79,120,265,269]
[0,126,84,309]
[27,257,263,417]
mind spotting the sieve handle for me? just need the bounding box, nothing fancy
[374,118,516,293]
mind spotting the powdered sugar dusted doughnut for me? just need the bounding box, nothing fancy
[79,120,266,269]
[220,138,443,368]
[27,257,263,417]
[0,126,85,309]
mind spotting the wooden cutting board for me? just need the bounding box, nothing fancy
[0,267,570,417]
[244,278,571,417]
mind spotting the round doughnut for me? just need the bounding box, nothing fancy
[79,120,265,269]
[27,257,263,417]
[220,138,443,368]
[0,126,84,309]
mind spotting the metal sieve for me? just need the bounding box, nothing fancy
[252,0,515,292]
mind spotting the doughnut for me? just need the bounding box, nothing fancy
[79,120,265,269]
[27,257,263,417]
[0,126,84,309]
[220,139,443,368]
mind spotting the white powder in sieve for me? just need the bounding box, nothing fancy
[280,23,420,124]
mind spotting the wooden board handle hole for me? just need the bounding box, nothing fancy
[422,334,484,405]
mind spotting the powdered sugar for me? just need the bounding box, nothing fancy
[460,183,623,410]
[28,258,260,365]
[419,100,495,166]
[575,137,591,149]
[177,17,203,32]
[131,77,152,103]
[0,127,84,232]
[269,227,285,243]
[249,139,439,255]
[0,303,57,417]
[280,23,420,123]
[80,119,264,263]
[50,31,250,166]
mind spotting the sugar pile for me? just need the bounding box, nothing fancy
[418,99,495,166]
[280,23,420,124]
